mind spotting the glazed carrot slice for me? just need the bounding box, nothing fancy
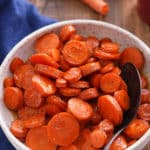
[26,126,56,150]
[63,67,82,83]
[127,140,137,147]
[141,89,150,103]
[90,128,107,148]
[78,88,99,101]
[82,0,109,15]
[70,34,84,41]
[98,119,114,135]
[47,95,67,111]
[101,42,119,54]
[98,95,123,126]
[3,77,14,88]
[100,37,112,45]
[141,75,148,88]
[124,119,149,139]
[69,81,90,89]
[137,104,150,121]
[94,48,120,60]
[100,73,121,93]
[10,120,28,138]
[68,98,93,121]
[90,74,102,89]
[34,64,63,79]
[80,62,101,77]
[60,25,76,42]
[114,90,130,111]
[34,33,60,55]
[58,145,78,150]
[30,53,59,68]
[60,56,71,71]
[110,135,127,150]
[32,74,56,96]
[56,78,67,88]
[48,112,79,146]
[120,47,145,70]
[50,48,61,62]
[119,79,128,91]
[45,103,62,116]
[111,66,121,75]
[4,87,23,111]
[24,88,44,108]
[100,62,115,74]
[14,64,34,89]
[18,106,45,119]
[22,114,45,128]
[59,87,81,97]
[10,57,25,73]
[86,36,99,54]
[62,40,90,66]
[87,57,97,63]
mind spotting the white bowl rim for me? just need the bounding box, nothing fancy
[0,19,150,150]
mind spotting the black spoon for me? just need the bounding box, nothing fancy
[103,63,141,150]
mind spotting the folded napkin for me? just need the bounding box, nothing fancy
[0,0,57,149]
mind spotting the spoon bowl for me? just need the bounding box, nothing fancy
[104,63,141,150]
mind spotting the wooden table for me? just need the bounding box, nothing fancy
[30,0,150,149]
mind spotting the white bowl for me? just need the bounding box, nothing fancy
[0,20,150,150]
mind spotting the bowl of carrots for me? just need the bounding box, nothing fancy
[0,19,150,150]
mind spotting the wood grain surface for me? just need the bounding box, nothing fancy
[29,0,150,149]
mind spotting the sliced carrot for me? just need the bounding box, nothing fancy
[141,89,150,103]
[80,62,101,77]
[50,48,61,62]
[100,62,115,74]
[110,135,127,150]
[14,64,34,89]
[58,145,78,150]
[10,57,25,73]
[114,90,130,111]
[111,66,121,75]
[98,119,114,135]
[98,95,123,126]
[124,119,149,139]
[120,47,145,70]
[119,79,128,91]
[48,112,79,146]
[90,128,107,148]
[94,48,120,60]
[63,67,82,83]
[30,53,59,68]
[22,114,45,128]
[3,77,14,88]
[35,64,63,79]
[45,103,62,116]
[56,78,67,88]
[4,87,23,111]
[32,74,56,96]
[91,110,102,125]
[137,104,150,121]
[90,74,102,89]
[141,75,148,88]
[69,81,90,89]
[86,36,99,54]
[101,42,119,54]
[62,40,90,66]
[87,57,97,63]
[26,126,56,150]
[68,98,93,121]
[78,88,99,101]
[60,56,71,71]
[70,34,84,41]
[24,88,44,108]
[34,33,60,55]
[100,37,112,45]
[18,106,45,119]
[81,0,109,15]
[100,73,121,93]
[10,120,28,138]
[60,25,76,42]
[47,95,67,111]
[59,87,81,97]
